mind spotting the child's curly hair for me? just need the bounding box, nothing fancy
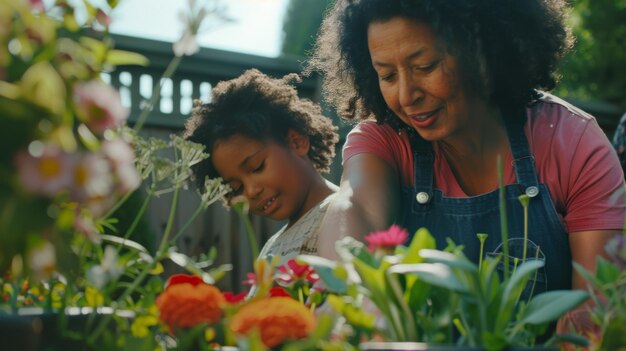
[184,69,339,188]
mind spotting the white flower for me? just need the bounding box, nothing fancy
[28,240,56,282]
[173,0,231,57]
[87,246,123,289]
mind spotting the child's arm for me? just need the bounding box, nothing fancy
[316,153,400,260]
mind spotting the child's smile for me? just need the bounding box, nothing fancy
[211,133,315,223]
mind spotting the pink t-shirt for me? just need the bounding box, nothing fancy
[343,93,626,233]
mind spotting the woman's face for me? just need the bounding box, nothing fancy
[367,16,482,142]
[211,131,313,223]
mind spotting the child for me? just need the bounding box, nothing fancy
[184,69,339,266]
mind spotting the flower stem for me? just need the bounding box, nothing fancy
[498,155,510,280]
[102,188,135,220]
[89,187,180,344]
[240,213,260,259]
[115,190,154,257]
[169,204,204,244]
[133,55,183,132]
[158,185,181,254]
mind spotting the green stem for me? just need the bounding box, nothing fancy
[169,204,204,244]
[386,271,417,341]
[498,155,510,281]
[115,190,154,257]
[133,55,183,132]
[158,186,181,254]
[102,188,135,220]
[523,199,529,263]
[241,213,260,259]
[89,187,180,344]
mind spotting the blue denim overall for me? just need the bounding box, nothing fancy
[400,116,572,296]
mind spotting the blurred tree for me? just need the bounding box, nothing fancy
[281,0,334,57]
[555,0,626,106]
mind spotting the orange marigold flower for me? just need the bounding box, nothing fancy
[156,274,225,333]
[229,297,316,348]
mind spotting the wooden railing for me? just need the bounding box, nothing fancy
[108,34,328,292]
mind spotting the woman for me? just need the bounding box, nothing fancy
[308,0,625,295]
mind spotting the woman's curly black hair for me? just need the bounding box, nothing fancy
[184,69,339,188]
[306,0,573,128]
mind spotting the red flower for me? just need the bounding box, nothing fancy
[276,259,319,286]
[156,274,225,333]
[223,291,247,304]
[269,287,292,298]
[364,224,408,252]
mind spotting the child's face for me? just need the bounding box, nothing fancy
[211,131,315,223]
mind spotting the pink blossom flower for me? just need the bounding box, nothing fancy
[242,272,257,287]
[29,0,44,12]
[102,139,140,194]
[70,152,113,199]
[74,80,128,134]
[95,9,111,28]
[364,224,408,252]
[15,145,73,197]
[276,259,319,287]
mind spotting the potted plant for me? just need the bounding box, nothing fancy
[569,233,626,350]
[300,223,590,351]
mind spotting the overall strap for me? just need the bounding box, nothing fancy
[407,128,434,201]
[505,109,540,188]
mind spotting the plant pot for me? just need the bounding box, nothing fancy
[0,307,134,351]
[359,342,558,351]
[359,342,482,351]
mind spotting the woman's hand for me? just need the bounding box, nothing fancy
[317,153,400,259]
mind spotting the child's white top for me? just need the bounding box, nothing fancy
[258,194,333,267]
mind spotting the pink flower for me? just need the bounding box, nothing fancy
[69,153,114,215]
[276,259,319,286]
[15,145,73,197]
[74,80,128,134]
[102,139,140,194]
[364,224,408,252]
[242,272,257,287]
[29,0,44,11]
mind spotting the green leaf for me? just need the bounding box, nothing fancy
[496,259,545,328]
[207,263,232,282]
[419,249,477,272]
[167,251,215,284]
[105,49,149,67]
[595,257,620,285]
[390,263,469,293]
[297,255,348,293]
[482,330,508,350]
[518,290,589,325]
[401,227,436,264]
[572,261,602,289]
